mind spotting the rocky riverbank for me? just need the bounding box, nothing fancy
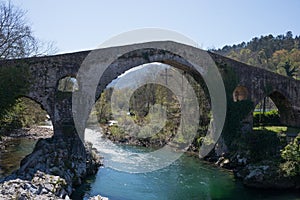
[212,153,300,190]
[1,126,53,140]
[0,171,69,199]
[0,134,102,199]
[0,126,54,152]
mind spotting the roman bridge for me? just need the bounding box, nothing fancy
[0,41,299,147]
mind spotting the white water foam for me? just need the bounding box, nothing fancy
[84,127,180,173]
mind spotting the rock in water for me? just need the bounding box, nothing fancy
[89,195,109,200]
[0,135,102,199]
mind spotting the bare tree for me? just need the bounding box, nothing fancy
[0,1,57,132]
[0,1,56,59]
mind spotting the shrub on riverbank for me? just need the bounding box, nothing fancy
[280,134,300,177]
[0,97,47,135]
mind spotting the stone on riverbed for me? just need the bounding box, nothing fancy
[89,194,109,200]
[242,164,299,189]
[0,171,68,199]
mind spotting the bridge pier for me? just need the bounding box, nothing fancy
[279,106,300,128]
[52,92,78,138]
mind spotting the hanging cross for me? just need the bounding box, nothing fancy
[160,68,173,85]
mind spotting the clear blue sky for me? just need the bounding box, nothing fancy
[10,0,300,54]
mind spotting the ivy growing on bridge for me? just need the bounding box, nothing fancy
[217,62,254,151]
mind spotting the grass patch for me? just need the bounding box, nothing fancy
[253,126,287,133]
[253,126,300,136]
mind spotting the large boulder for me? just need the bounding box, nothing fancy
[0,171,68,199]
[241,163,299,189]
[0,135,102,199]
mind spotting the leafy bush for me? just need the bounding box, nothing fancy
[109,125,125,140]
[0,97,47,133]
[280,134,300,176]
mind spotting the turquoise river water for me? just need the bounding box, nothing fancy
[72,128,300,200]
[0,128,299,200]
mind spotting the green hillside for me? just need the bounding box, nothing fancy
[213,31,300,79]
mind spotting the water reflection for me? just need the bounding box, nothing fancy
[0,138,36,178]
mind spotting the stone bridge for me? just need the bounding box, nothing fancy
[0,41,299,146]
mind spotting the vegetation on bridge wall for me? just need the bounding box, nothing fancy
[217,61,254,151]
[253,110,281,126]
[217,61,300,181]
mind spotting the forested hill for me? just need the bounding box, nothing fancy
[213,31,300,79]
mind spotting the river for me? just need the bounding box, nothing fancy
[0,138,37,177]
[0,129,299,199]
[72,128,300,200]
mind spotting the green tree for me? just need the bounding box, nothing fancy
[214,31,300,78]
[282,61,298,78]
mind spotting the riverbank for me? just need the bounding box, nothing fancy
[212,153,300,190]
[0,126,54,156]
[0,126,53,144]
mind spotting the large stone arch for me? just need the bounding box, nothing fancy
[73,42,227,143]
[95,48,205,101]
[1,41,299,148]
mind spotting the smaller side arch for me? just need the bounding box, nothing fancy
[233,86,249,102]
[17,94,53,123]
[253,90,297,127]
[57,76,79,92]
[268,91,296,126]
[2,95,54,130]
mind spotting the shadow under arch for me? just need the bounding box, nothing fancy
[254,90,295,126]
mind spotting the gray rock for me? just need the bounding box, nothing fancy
[89,194,109,200]
[0,136,102,199]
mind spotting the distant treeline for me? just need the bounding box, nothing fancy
[213,31,300,79]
